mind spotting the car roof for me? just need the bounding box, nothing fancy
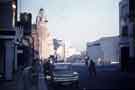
[54,63,71,65]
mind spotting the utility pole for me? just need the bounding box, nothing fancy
[63,42,66,62]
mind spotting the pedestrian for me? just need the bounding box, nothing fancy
[43,59,54,80]
[85,56,89,66]
[89,60,96,77]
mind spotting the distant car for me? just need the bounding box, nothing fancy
[111,61,120,64]
[52,63,79,87]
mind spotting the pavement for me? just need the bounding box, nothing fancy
[0,64,48,90]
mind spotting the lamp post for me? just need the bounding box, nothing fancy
[63,41,65,62]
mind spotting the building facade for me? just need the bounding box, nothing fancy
[87,36,119,65]
[119,0,135,71]
[87,41,104,64]
[0,0,17,80]
[31,24,39,59]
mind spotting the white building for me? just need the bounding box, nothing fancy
[56,40,80,62]
[65,47,78,58]
[87,41,104,64]
[87,36,119,64]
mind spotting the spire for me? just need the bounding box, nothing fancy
[36,8,48,23]
[39,8,45,17]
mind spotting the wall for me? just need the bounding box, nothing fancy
[87,42,104,63]
[87,36,119,64]
[100,37,119,63]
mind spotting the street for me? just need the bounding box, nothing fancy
[47,63,132,90]
[1,63,135,90]
[1,0,135,90]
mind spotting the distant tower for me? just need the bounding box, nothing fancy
[36,8,49,60]
[36,8,47,25]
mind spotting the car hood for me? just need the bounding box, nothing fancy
[53,71,76,77]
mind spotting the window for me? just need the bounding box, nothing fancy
[133,24,135,40]
[121,25,128,37]
[129,0,135,22]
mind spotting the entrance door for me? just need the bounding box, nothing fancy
[0,40,5,78]
[121,47,129,71]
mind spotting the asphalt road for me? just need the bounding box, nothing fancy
[48,63,132,90]
[0,64,135,90]
[0,63,134,90]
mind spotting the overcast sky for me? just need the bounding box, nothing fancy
[19,0,121,51]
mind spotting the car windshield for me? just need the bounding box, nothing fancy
[54,64,72,72]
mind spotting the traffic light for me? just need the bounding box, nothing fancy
[20,12,32,35]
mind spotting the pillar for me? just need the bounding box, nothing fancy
[5,40,14,80]
[0,0,14,80]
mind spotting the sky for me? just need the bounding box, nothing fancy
[18,0,121,51]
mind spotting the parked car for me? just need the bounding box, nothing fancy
[52,63,79,87]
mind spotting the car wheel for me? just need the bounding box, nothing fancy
[72,81,79,88]
[52,82,58,88]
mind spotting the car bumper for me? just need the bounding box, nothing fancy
[53,80,79,86]
[53,77,79,85]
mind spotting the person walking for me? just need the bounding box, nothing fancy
[43,59,54,80]
[89,60,96,77]
[85,56,89,66]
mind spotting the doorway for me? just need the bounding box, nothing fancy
[0,40,5,78]
[120,47,129,71]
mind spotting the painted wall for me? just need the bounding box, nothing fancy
[87,36,119,64]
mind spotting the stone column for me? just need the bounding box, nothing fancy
[5,40,14,80]
[0,0,14,80]
[129,23,135,59]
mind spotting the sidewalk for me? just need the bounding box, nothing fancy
[0,64,48,90]
[0,72,18,90]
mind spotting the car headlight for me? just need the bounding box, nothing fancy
[46,75,51,79]
[73,72,78,75]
